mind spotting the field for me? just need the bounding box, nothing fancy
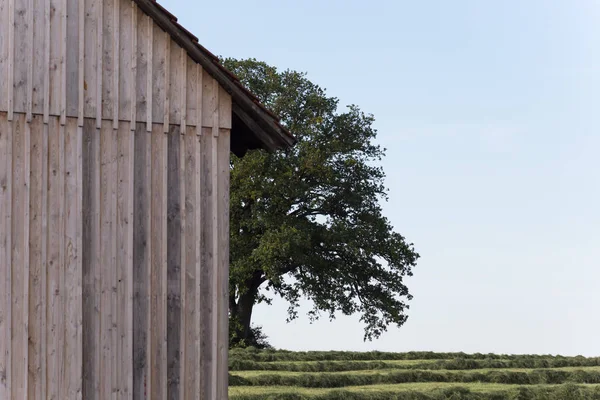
[228,349,600,399]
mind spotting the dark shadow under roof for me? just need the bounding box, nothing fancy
[133,0,296,157]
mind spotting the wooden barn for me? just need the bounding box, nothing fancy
[0,0,295,399]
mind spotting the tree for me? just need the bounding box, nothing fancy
[225,58,419,347]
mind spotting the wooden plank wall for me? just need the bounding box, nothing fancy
[0,0,219,129]
[0,0,234,399]
[0,112,84,400]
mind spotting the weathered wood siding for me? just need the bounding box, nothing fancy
[0,0,233,399]
[0,0,232,130]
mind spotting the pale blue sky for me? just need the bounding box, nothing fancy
[162,0,600,356]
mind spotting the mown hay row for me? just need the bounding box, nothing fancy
[229,368,600,388]
[229,383,600,400]
[229,357,600,372]
[229,349,594,363]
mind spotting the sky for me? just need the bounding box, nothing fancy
[161,0,600,357]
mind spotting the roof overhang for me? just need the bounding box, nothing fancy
[133,0,297,157]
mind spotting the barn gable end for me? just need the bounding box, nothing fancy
[0,0,295,156]
[0,0,293,399]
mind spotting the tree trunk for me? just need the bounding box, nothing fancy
[230,271,264,346]
[232,289,256,344]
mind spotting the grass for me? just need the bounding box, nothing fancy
[229,349,596,363]
[229,382,529,396]
[229,357,600,372]
[228,350,600,399]
[229,359,440,373]
[229,368,600,388]
[232,366,600,378]
[230,382,600,395]
[230,383,600,400]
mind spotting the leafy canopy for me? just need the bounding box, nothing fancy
[226,58,419,341]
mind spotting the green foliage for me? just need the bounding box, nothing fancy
[224,58,419,343]
[229,325,273,350]
[228,348,600,364]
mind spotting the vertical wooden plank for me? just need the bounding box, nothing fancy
[7,0,14,119]
[59,0,67,124]
[179,48,187,133]
[178,131,186,400]
[212,81,219,137]
[11,114,30,400]
[218,88,232,130]
[117,121,134,400]
[82,117,101,400]
[26,0,34,120]
[134,9,147,126]
[125,123,135,400]
[210,133,219,400]
[195,65,203,136]
[217,129,231,400]
[119,0,133,125]
[201,70,215,128]
[110,127,119,400]
[83,0,98,120]
[183,130,201,400]
[77,0,84,126]
[42,0,50,122]
[199,129,214,400]
[99,120,117,399]
[39,122,48,400]
[64,118,83,399]
[77,1,85,125]
[145,16,153,131]
[166,127,182,400]
[95,0,103,127]
[151,25,167,127]
[113,0,120,129]
[210,83,220,400]
[168,42,182,130]
[150,124,168,400]
[194,133,203,400]
[27,115,46,400]
[132,123,150,400]
[185,57,197,128]
[0,114,12,400]
[65,0,80,118]
[13,0,29,115]
[81,119,92,399]
[32,0,47,115]
[48,0,62,117]
[0,1,8,112]
[46,116,64,400]
[101,0,114,122]
[129,2,137,131]
[163,38,170,132]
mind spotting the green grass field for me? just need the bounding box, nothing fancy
[228,349,600,399]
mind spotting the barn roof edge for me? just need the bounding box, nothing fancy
[132,0,297,156]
